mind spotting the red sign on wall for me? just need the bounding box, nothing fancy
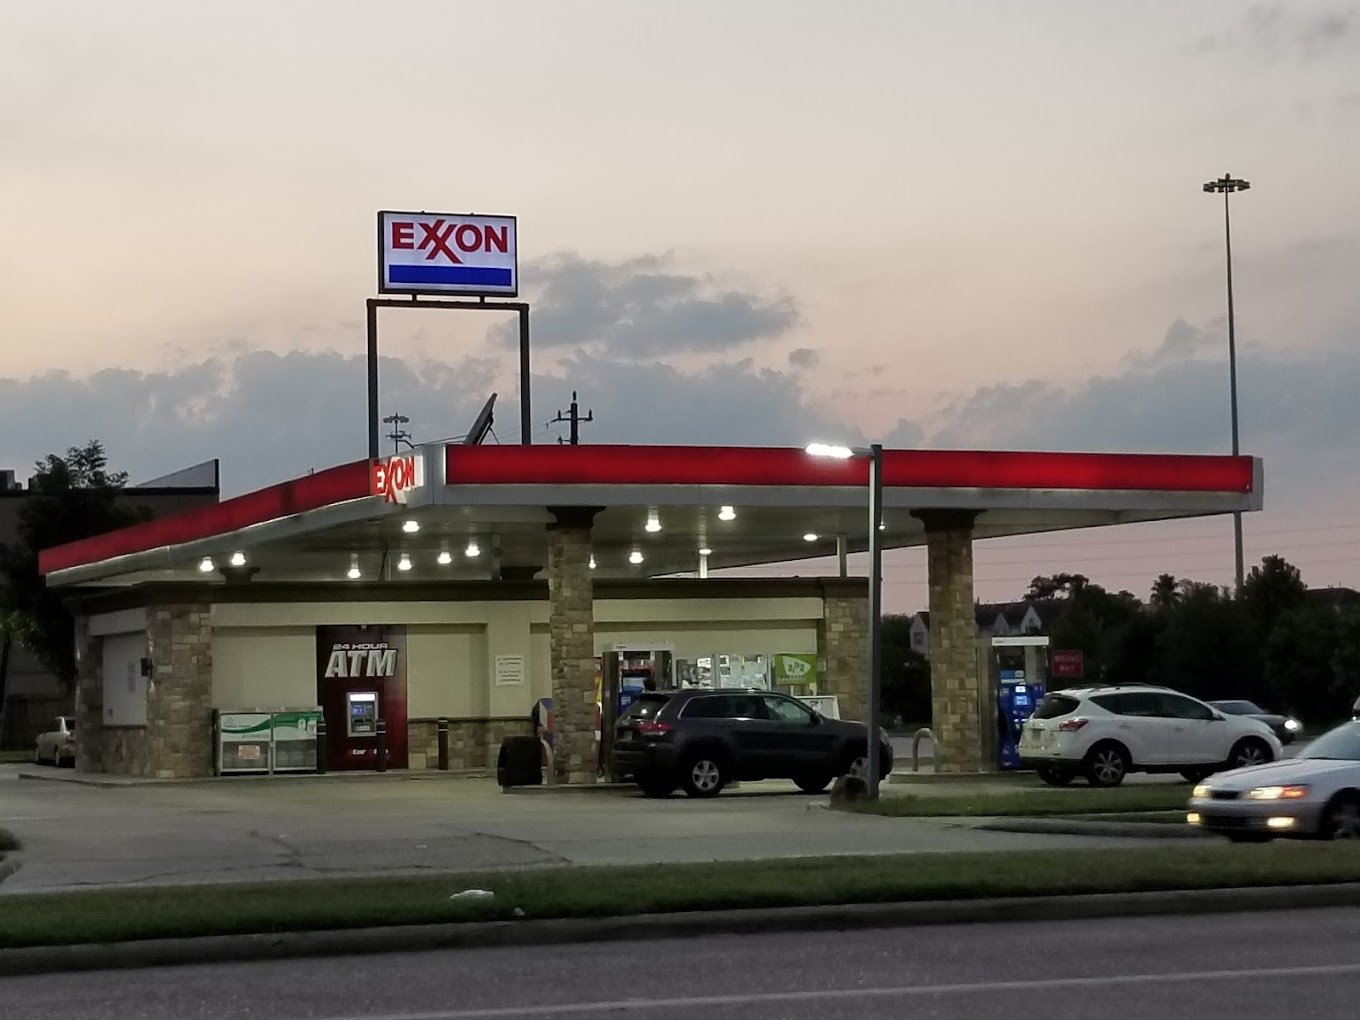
[1051,649,1085,679]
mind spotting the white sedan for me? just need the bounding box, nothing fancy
[1187,721,1360,841]
[35,716,76,766]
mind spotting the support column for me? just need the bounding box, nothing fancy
[914,510,983,773]
[73,615,104,773]
[816,579,870,723]
[146,601,214,779]
[547,507,600,784]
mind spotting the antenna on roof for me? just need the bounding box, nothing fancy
[463,393,497,446]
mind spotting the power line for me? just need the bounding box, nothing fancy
[552,391,594,446]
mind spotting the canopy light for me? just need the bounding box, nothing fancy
[698,547,712,557]
[347,553,361,580]
[465,540,481,558]
[645,512,661,533]
[198,556,215,573]
[803,533,819,542]
[805,442,855,459]
[629,550,644,565]
[402,520,420,534]
[717,506,736,522]
[229,551,246,567]
[588,554,597,570]
[437,550,452,566]
[397,553,412,572]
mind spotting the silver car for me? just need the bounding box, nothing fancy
[1187,721,1360,841]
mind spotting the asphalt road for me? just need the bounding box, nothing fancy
[3,907,1358,1018]
[0,768,1163,893]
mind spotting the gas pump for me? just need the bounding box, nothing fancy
[598,645,674,779]
[984,636,1048,770]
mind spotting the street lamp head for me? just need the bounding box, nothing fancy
[1203,174,1250,194]
[805,442,856,460]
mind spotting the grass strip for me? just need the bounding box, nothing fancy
[2,844,1360,949]
[850,786,1191,816]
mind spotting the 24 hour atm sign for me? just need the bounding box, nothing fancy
[378,211,518,297]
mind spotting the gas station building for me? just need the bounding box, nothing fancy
[38,443,1261,782]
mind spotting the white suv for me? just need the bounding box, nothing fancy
[1018,685,1282,787]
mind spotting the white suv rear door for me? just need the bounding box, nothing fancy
[1089,692,1171,766]
[1156,692,1225,764]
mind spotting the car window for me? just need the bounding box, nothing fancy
[620,694,671,722]
[681,696,732,720]
[729,695,762,720]
[1301,723,1360,761]
[1157,693,1215,721]
[1033,694,1081,719]
[1091,692,1161,717]
[761,696,815,724]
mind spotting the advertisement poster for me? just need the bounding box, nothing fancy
[773,654,818,690]
[315,624,408,771]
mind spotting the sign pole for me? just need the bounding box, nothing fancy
[518,305,531,445]
[366,298,380,460]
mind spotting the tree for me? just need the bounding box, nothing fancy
[1150,574,1181,611]
[1026,573,1089,601]
[0,442,146,698]
[1241,555,1307,634]
[1264,606,1346,723]
[879,614,931,726]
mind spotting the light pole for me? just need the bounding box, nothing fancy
[805,441,884,799]
[1203,172,1250,593]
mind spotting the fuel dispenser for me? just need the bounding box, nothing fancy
[597,646,674,779]
[981,636,1048,770]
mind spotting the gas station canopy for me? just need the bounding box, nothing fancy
[39,444,1262,588]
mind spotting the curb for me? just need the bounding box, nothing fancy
[975,817,1207,840]
[4,883,1360,977]
[15,770,495,789]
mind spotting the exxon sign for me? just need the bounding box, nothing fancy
[378,211,518,297]
[371,453,424,505]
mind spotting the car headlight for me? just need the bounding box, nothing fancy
[1192,783,1211,799]
[1284,718,1302,732]
[1245,785,1309,800]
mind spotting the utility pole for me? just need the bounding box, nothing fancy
[382,411,413,454]
[552,391,594,445]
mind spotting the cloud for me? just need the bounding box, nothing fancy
[0,347,883,495]
[490,252,799,359]
[1194,4,1360,61]
[928,320,1360,495]
[787,347,820,370]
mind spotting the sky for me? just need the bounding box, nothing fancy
[3,1,1360,611]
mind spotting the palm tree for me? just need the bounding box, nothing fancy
[1150,573,1181,610]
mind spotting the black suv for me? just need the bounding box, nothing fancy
[610,688,893,798]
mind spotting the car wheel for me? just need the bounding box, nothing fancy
[795,773,832,794]
[1228,738,1272,770]
[1084,742,1129,787]
[680,753,727,798]
[1322,793,1360,840]
[1181,768,1212,784]
[1036,765,1074,787]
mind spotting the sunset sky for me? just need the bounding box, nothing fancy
[4,1,1360,610]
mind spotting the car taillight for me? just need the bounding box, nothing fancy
[637,721,671,736]
[1057,718,1089,732]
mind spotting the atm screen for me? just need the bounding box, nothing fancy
[1014,694,1030,708]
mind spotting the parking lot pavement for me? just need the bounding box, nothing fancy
[0,767,1169,893]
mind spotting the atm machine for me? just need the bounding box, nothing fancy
[346,691,379,766]
[981,636,1049,770]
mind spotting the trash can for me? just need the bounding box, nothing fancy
[497,735,543,789]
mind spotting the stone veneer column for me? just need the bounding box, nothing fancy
[816,580,870,723]
[146,601,214,779]
[914,510,984,773]
[73,614,104,773]
[547,508,600,784]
